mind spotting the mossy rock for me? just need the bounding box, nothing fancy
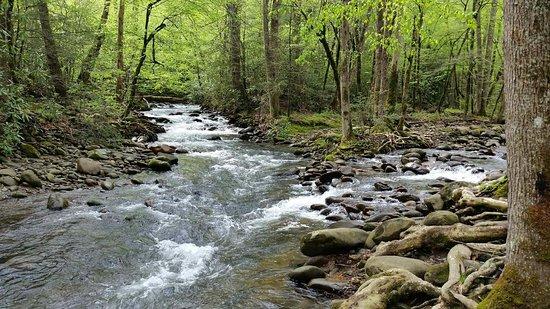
[478,176,508,199]
[424,262,449,286]
[20,143,40,158]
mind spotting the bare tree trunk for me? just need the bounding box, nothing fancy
[1,0,16,83]
[479,0,498,110]
[339,0,352,142]
[116,0,125,104]
[262,0,281,118]
[473,0,485,116]
[78,0,111,84]
[226,1,247,106]
[36,0,67,97]
[411,5,423,110]
[126,0,166,115]
[479,0,550,307]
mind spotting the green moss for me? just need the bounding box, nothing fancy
[478,266,548,309]
[271,112,340,141]
[478,176,508,198]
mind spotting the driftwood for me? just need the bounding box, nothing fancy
[339,269,440,309]
[372,222,507,257]
[455,188,508,212]
[440,244,478,309]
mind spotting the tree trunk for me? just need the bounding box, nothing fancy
[226,1,247,106]
[479,0,498,110]
[36,0,67,97]
[411,5,423,110]
[262,0,281,118]
[339,0,352,142]
[116,0,125,104]
[473,0,485,115]
[1,0,16,83]
[78,0,111,84]
[479,0,550,307]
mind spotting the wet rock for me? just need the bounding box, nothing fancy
[131,176,145,185]
[0,176,17,186]
[47,193,69,210]
[383,164,397,173]
[364,256,429,277]
[207,136,222,141]
[423,193,444,210]
[20,143,40,158]
[326,214,346,221]
[403,200,417,208]
[374,182,392,191]
[328,220,364,229]
[85,178,98,186]
[87,149,110,160]
[20,170,42,188]
[424,210,459,226]
[305,256,329,267]
[148,158,171,172]
[11,191,27,199]
[325,196,347,205]
[340,176,353,183]
[319,171,343,184]
[403,210,423,218]
[300,228,369,256]
[307,279,349,294]
[320,208,332,216]
[157,153,179,165]
[101,180,115,191]
[310,204,327,211]
[390,193,420,203]
[338,166,354,176]
[0,168,17,178]
[365,218,416,248]
[76,158,102,175]
[402,162,430,175]
[288,266,326,283]
[87,199,103,206]
[149,144,176,154]
[317,185,330,193]
[363,222,378,231]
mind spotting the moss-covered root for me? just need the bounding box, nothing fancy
[338,269,440,309]
[478,266,550,309]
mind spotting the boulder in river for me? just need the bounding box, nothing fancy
[307,278,349,294]
[148,158,171,172]
[374,182,392,191]
[365,217,416,248]
[319,171,343,184]
[149,144,176,154]
[20,170,42,188]
[47,193,69,210]
[301,228,369,256]
[423,210,460,226]
[364,255,430,277]
[288,266,326,283]
[423,193,444,210]
[101,180,115,191]
[76,158,102,175]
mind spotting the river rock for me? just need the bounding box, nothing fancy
[87,149,110,160]
[310,204,326,211]
[319,171,343,184]
[365,218,416,248]
[149,144,176,154]
[288,266,326,283]
[47,193,69,210]
[423,193,444,210]
[364,256,430,277]
[87,199,103,206]
[374,182,392,191]
[301,228,369,256]
[390,193,420,203]
[20,170,42,187]
[76,158,102,175]
[424,262,449,286]
[101,180,115,191]
[0,176,17,186]
[20,143,40,158]
[157,153,178,165]
[11,191,28,198]
[0,168,17,178]
[307,278,349,294]
[423,210,460,226]
[148,158,171,172]
[327,220,364,229]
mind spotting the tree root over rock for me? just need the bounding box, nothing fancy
[372,222,507,257]
[338,269,440,309]
[440,244,478,309]
[455,188,508,212]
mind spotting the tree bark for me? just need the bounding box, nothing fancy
[226,1,247,106]
[36,0,67,97]
[116,0,125,103]
[1,0,16,83]
[262,0,281,118]
[479,0,550,307]
[473,0,485,115]
[78,0,111,84]
[339,0,352,142]
[479,0,498,111]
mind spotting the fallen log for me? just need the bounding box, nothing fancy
[339,269,440,309]
[141,95,187,103]
[372,222,508,257]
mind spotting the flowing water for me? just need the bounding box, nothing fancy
[0,105,506,308]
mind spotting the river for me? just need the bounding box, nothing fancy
[0,104,506,308]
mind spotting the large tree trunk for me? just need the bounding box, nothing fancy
[370,0,389,117]
[262,0,281,118]
[36,0,67,97]
[479,0,498,110]
[339,0,352,142]
[226,1,247,106]
[473,0,485,116]
[479,0,550,307]
[78,0,111,84]
[116,0,125,104]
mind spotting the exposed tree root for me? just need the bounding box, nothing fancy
[372,222,508,257]
[461,211,507,224]
[441,244,478,309]
[461,257,504,293]
[464,243,506,256]
[339,269,440,309]
[455,188,508,212]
